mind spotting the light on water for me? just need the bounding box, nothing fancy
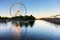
[0,20,60,40]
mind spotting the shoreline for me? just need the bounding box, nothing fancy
[40,18,60,25]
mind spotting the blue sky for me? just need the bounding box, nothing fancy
[0,0,60,18]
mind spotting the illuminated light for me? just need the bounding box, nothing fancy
[14,9,20,16]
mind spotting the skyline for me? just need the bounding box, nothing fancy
[0,0,60,18]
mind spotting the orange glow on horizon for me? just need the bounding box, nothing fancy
[34,15,50,18]
[0,14,52,18]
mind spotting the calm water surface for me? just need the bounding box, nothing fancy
[0,20,60,40]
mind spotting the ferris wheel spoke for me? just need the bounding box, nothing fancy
[10,2,27,17]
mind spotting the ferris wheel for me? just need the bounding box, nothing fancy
[10,2,27,17]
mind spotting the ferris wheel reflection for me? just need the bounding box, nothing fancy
[10,20,35,40]
[11,21,21,40]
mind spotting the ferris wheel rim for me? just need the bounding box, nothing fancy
[10,2,27,17]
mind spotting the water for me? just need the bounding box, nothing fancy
[0,20,60,40]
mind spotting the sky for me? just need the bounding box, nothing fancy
[0,0,60,18]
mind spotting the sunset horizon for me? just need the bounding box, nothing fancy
[0,0,60,18]
[0,0,60,40]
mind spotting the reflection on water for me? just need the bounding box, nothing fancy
[12,20,35,27]
[0,20,60,40]
[11,21,21,40]
[11,20,35,40]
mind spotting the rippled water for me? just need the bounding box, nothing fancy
[0,20,60,40]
